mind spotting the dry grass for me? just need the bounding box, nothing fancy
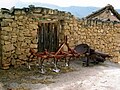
[0,63,75,89]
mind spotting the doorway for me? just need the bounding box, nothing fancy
[38,21,61,52]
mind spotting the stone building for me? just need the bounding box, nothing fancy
[0,5,120,69]
[85,4,120,22]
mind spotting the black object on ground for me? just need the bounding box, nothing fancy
[74,44,111,66]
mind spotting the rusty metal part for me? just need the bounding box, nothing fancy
[27,49,49,73]
[28,37,94,73]
[27,41,84,73]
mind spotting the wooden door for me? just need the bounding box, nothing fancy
[38,21,60,52]
[0,23,2,68]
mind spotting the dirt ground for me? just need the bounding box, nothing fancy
[0,59,120,90]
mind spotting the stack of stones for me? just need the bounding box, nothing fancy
[0,6,73,69]
[0,5,120,69]
[63,19,120,62]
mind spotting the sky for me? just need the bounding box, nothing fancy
[0,0,120,9]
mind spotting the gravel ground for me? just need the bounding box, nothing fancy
[0,59,120,90]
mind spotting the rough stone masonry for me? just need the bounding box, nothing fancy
[0,5,120,69]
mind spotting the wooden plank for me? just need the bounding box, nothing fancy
[40,23,44,52]
[51,23,54,51]
[54,23,58,51]
[38,20,58,24]
[45,23,49,50]
[49,23,53,52]
[0,25,2,68]
[47,23,50,51]
[38,23,42,52]
[43,23,46,51]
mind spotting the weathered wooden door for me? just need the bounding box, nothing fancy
[0,23,2,68]
[38,21,60,52]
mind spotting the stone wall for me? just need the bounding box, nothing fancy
[0,6,74,69]
[0,6,120,69]
[63,19,120,62]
